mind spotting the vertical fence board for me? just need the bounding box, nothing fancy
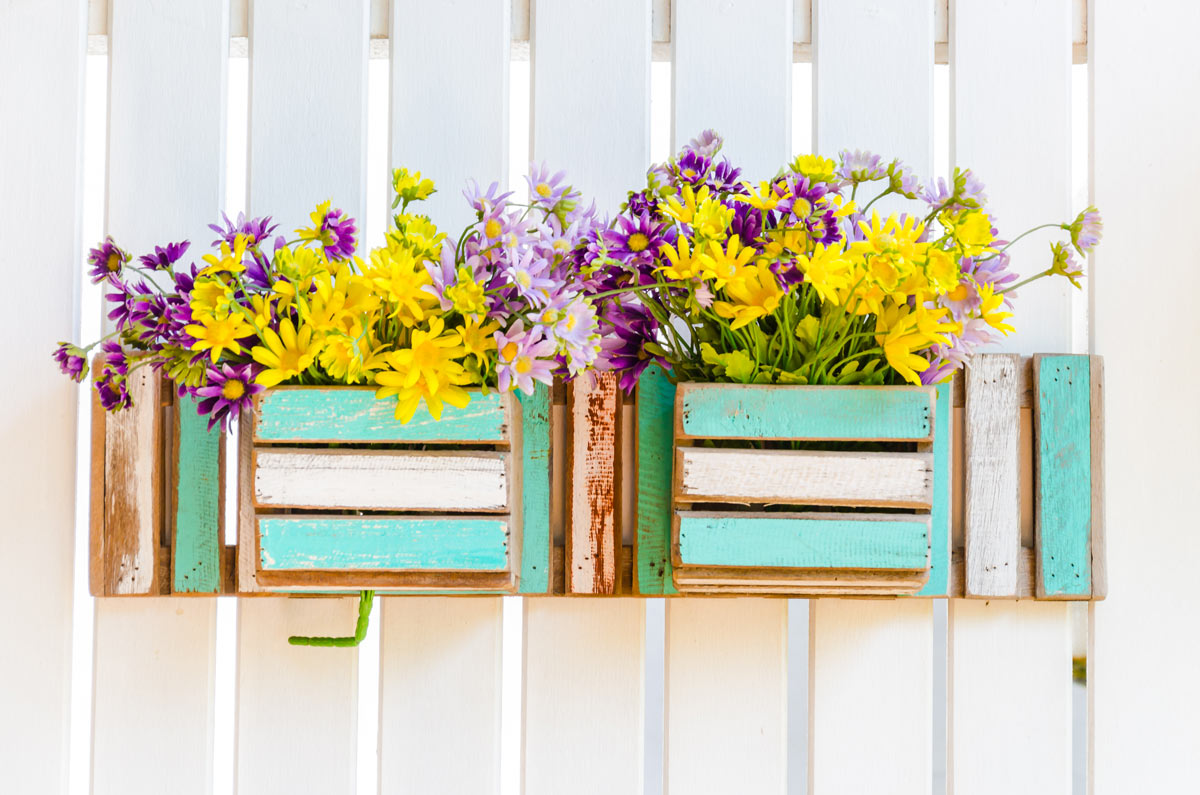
[379,598,503,793]
[949,600,1072,793]
[810,3,934,792]
[1091,1,1200,791]
[635,365,677,595]
[235,599,359,793]
[0,1,85,789]
[91,2,228,791]
[917,381,953,596]
[389,0,509,230]
[566,374,620,594]
[667,4,792,792]
[522,600,646,795]
[809,600,932,794]
[239,3,369,790]
[665,599,787,795]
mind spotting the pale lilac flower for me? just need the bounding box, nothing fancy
[526,163,570,208]
[505,249,557,305]
[494,322,556,394]
[463,180,513,217]
[838,149,886,183]
[1067,207,1103,255]
[687,129,723,158]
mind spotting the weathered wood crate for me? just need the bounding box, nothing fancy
[236,385,552,594]
[635,365,950,596]
[89,363,232,596]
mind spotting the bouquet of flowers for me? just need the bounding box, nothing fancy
[55,165,605,426]
[583,130,1102,390]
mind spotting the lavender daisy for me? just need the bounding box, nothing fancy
[494,322,556,394]
[526,163,571,209]
[1067,207,1103,255]
[838,149,886,183]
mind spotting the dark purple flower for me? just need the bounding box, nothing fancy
[96,376,131,411]
[729,203,764,244]
[100,340,129,376]
[605,212,674,269]
[770,259,806,291]
[192,362,264,431]
[707,158,744,193]
[319,206,357,260]
[105,280,155,332]
[674,150,712,186]
[53,343,88,382]
[600,304,668,393]
[625,189,661,218]
[209,212,279,249]
[87,237,129,285]
[138,241,190,271]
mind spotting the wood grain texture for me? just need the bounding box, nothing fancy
[0,0,84,785]
[948,546,1035,599]
[103,367,165,595]
[674,512,930,571]
[916,381,953,596]
[519,382,552,593]
[522,600,645,795]
[237,415,263,594]
[252,448,509,512]
[378,597,503,793]
[172,395,224,594]
[676,447,933,509]
[964,354,1022,597]
[672,0,792,178]
[810,600,933,795]
[89,376,107,597]
[1033,354,1093,598]
[1089,355,1107,599]
[636,364,677,594]
[665,599,787,795]
[253,386,512,444]
[676,383,935,442]
[566,373,621,594]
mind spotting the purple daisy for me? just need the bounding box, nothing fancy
[625,188,661,218]
[606,212,674,269]
[838,149,886,183]
[674,150,712,186]
[318,206,357,260]
[494,321,557,394]
[100,340,129,376]
[87,237,129,285]
[729,203,764,244]
[95,373,131,411]
[138,241,191,271]
[463,180,513,216]
[707,158,744,193]
[193,363,263,431]
[600,303,667,393]
[1067,207,1103,255]
[526,162,571,208]
[505,249,557,306]
[208,212,280,249]
[920,169,987,211]
[687,129,723,158]
[53,343,88,382]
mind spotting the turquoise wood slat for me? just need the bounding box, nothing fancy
[678,384,934,441]
[636,365,678,594]
[1035,355,1092,597]
[518,382,551,593]
[916,382,952,596]
[172,395,222,593]
[259,517,510,571]
[255,386,509,443]
[677,515,930,570]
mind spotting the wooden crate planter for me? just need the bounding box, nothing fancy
[635,367,949,596]
[237,384,552,594]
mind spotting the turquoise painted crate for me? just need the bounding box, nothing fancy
[238,385,552,594]
[635,367,952,595]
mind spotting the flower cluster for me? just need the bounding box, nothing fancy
[584,131,1102,390]
[57,165,604,427]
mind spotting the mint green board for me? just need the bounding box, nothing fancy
[518,382,552,593]
[255,386,509,442]
[259,516,510,571]
[636,365,678,594]
[1035,355,1092,597]
[678,384,933,441]
[677,515,930,569]
[173,396,223,593]
[916,382,952,596]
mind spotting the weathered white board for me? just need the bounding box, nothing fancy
[522,600,646,795]
[252,449,509,512]
[378,597,503,793]
[676,447,933,509]
[0,2,84,786]
[665,599,787,795]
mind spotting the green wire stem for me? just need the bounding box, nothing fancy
[288,590,375,647]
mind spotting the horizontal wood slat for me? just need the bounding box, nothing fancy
[676,447,933,509]
[252,448,509,512]
[676,383,935,442]
[253,386,513,444]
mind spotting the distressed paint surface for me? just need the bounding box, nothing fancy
[173,395,223,593]
[567,373,620,593]
[636,365,677,594]
[678,383,934,441]
[519,382,552,593]
[676,514,930,569]
[1035,355,1092,597]
[255,386,510,443]
[258,516,510,571]
[917,381,953,596]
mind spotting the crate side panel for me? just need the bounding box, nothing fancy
[173,395,224,593]
[254,386,510,443]
[916,381,953,596]
[518,382,552,593]
[636,365,677,594]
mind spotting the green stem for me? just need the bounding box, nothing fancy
[1000,267,1053,294]
[289,590,375,647]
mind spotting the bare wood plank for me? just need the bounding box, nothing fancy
[89,376,107,596]
[252,448,510,513]
[566,373,621,594]
[952,356,1033,408]
[948,546,1035,599]
[675,447,933,509]
[237,415,263,594]
[1090,355,1107,599]
[964,353,1022,597]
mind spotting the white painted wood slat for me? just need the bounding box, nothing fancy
[809,3,935,792]
[1090,2,1200,792]
[90,2,229,792]
[0,2,85,789]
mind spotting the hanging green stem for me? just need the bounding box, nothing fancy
[288,590,375,647]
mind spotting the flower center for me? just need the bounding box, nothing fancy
[515,356,533,374]
[222,380,246,400]
[484,218,503,238]
[106,252,122,272]
[501,342,519,360]
[628,233,649,253]
[535,183,552,198]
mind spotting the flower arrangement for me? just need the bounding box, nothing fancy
[583,131,1102,390]
[55,165,604,427]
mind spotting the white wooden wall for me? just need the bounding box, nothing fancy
[3,1,1198,793]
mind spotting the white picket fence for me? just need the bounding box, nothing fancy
[3,0,1198,793]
